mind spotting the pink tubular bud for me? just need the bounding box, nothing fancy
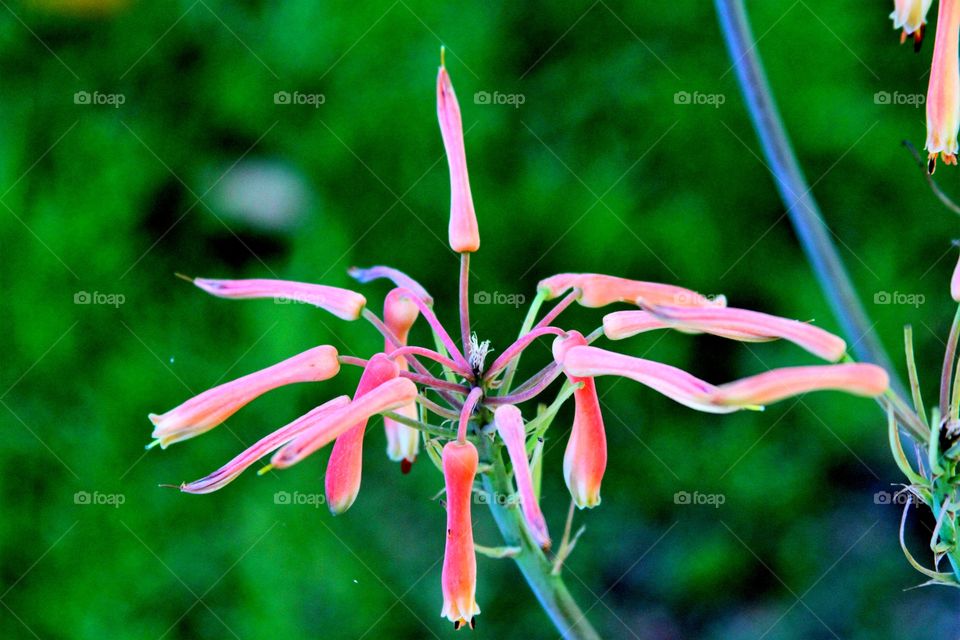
[494,405,551,548]
[711,364,890,407]
[440,440,480,629]
[437,58,480,253]
[192,277,366,321]
[537,273,725,309]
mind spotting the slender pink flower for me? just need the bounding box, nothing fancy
[608,304,848,362]
[179,396,351,494]
[271,377,418,469]
[494,405,551,548]
[349,265,434,306]
[324,354,401,514]
[440,440,480,629]
[891,0,933,48]
[538,273,725,309]
[437,52,480,253]
[149,345,340,448]
[383,289,421,470]
[952,246,960,302]
[926,0,960,171]
[192,277,367,320]
[710,364,890,407]
[552,332,607,509]
[559,345,736,414]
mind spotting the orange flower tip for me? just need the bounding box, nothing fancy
[327,495,355,516]
[452,618,476,631]
[400,458,414,474]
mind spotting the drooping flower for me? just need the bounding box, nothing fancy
[926,0,960,172]
[382,289,421,470]
[552,332,607,509]
[325,354,401,514]
[437,49,480,254]
[440,440,480,629]
[605,304,847,362]
[538,273,725,309]
[191,277,367,320]
[493,405,550,548]
[149,345,340,448]
[891,0,933,49]
[710,364,890,407]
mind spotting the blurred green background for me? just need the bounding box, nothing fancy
[3,0,960,638]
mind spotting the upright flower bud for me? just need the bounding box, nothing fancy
[383,289,421,470]
[440,440,480,629]
[437,50,480,253]
[149,345,340,448]
[926,0,960,171]
[494,405,551,548]
[324,354,400,514]
[891,0,933,49]
[553,332,607,509]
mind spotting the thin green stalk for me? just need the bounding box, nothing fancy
[479,437,603,640]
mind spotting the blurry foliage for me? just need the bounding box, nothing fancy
[1,0,958,638]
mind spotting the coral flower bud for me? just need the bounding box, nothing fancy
[621,304,848,362]
[891,0,932,49]
[494,405,551,548]
[440,440,480,629]
[952,246,960,302]
[538,273,725,309]
[711,364,890,407]
[192,277,366,320]
[179,395,351,494]
[560,345,736,414]
[325,354,400,514]
[926,0,960,171]
[149,345,340,448]
[271,377,418,469]
[552,332,607,509]
[437,51,480,253]
[383,289,421,469]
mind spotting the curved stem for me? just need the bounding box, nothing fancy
[460,253,472,356]
[714,0,904,398]
[479,438,602,640]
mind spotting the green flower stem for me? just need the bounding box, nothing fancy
[479,436,603,640]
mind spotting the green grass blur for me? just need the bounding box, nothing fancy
[2,1,959,638]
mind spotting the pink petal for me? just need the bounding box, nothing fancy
[494,405,551,549]
[271,377,418,468]
[537,273,725,309]
[559,345,736,414]
[952,247,960,302]
[710,364,890,407]
[149,345,340,448]
[193,277,366,321]
[348,265,433,306]
[179,395,351,494]
[437,60,480,253]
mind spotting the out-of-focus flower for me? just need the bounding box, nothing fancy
[926,0,960,172]
[538,273,725,309]
[382,289,421,470]
[710,364,889,407]
[891,0,933,49]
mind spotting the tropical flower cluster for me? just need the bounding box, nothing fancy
[149,53,890,629]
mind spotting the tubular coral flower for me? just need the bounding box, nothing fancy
[383,289,421,470]
[179,396,351,494]
[559,345,736,414]
[891,0,933,49]
[537,273,726,309]
[271,377,418,469]
[325,354,400,514]
[710,364,890,407]
[610,304,848,362]
[149,345,340,448]
[192,277,367,320]
[440,440,480,629]
[926,0,960,172]
[493,405,551,548]
[437,51,480,253]
[552,332,607,509]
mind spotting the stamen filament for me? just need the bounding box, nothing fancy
[486,327,567,379]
